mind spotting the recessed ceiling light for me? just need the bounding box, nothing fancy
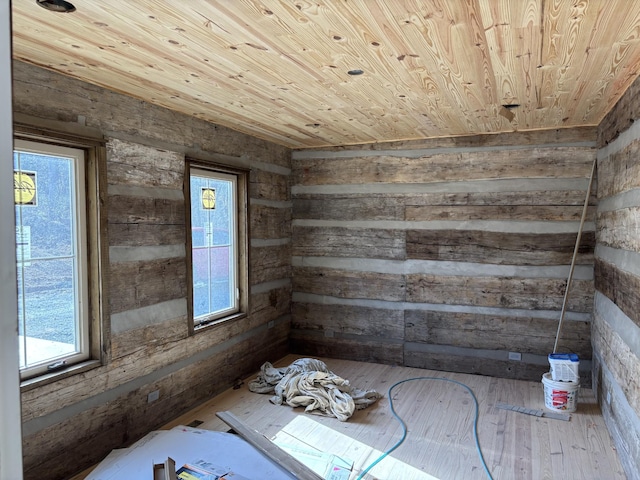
[36,0,76,13]
[347,69,364,76]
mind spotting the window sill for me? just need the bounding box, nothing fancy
[20,359,102,392]
[194,312,248,333]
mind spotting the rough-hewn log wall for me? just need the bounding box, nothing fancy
[13,61,291,480]
[594,75,640,479]
[290,128,597,382]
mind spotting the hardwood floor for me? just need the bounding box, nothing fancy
[76,355,625,479]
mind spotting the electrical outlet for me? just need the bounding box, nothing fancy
[267,320,274,329]
[508,352,522,361]
[147,389,160,403]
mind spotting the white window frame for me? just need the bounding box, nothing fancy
[14,139,91,380]
[187,162,249,331]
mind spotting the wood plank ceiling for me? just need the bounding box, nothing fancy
[11,0,640,148]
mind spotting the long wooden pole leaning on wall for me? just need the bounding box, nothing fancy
[553,156,597,353]
[216,411,323,480]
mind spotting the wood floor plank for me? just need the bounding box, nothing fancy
[73,355,625,480]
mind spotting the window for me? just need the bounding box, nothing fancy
[14,132,105,383]
[187,164,248,328]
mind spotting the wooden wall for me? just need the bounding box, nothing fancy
[290,129,597,383]
[594,75,640,479]
[13,61,292,480]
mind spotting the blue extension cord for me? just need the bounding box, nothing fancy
[356,377,494,480]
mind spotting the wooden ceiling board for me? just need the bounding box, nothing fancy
[479,0,539,129]
[11,0,640,148]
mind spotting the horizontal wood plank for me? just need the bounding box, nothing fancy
[325,127,597,151]
[250,204,292,239]
[406,230,595,266]
[405,204,595,222]
[598,75,640,146]
[110,316,188,360]
[406,274,593,312]
[405,310,591,357]
[592,354,640,479]
[292,267,405,302]
[23,403,132,480]
[596,208,640,253]
[292,226,406,259]
[597,138,640,198]
[292,303,404,339]
[108,223,186,247]
[404,349,551,382]
[592,315,640,413]
[404,189,597,207]
[293,192,597,221]
[289,333,403,365]
[250,169,290,202]
[294,147,595,186]
[294,196,405,221]
[250,244,291,285]
[107,138,184,189]
[250,286,292,320]
[108,195,185,225]
[594,258,640,329]
[109,257,187,314]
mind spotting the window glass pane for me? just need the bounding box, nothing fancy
[18,258,77,368]
[209,245,232,312]
[14,142,87,376]
[190,170,237,323]
[14,151,74,257]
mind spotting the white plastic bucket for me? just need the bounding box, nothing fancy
[542,372,579,412]
[548,353,580,382]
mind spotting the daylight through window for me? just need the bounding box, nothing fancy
[14,139,89,379]
[189,167,244,326]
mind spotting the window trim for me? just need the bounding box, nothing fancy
[14,125,108,389]
[185,160,249,333]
